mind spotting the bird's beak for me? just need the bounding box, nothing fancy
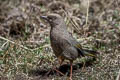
[40,16,48,21]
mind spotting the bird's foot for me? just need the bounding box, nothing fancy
[45,68,64,76]
[53,67,65,76]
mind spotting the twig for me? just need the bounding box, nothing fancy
[0,36,33,51]
[1,41,8,49]
[116,70,120,80]
[85,0,90,26]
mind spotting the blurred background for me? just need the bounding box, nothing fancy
[0,0,120,80]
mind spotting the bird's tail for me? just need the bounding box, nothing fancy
[82,49,99,57]
[74,43,99,57]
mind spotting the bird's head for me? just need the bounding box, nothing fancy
[40,13,63,27]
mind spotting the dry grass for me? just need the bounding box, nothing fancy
[0,0,120,80]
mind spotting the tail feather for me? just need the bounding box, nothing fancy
[74,43,99,57]
[82,49,99,57]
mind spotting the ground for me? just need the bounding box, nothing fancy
[0,0,120,80]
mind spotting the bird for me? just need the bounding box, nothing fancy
[40,13,99,80]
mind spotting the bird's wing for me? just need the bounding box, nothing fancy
[68,37,98,57]
[61,46,79,61]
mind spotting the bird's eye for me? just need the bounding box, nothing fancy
[48,16,56,22]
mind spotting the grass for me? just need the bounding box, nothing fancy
[0,0,120,80]
[0,31,119,80]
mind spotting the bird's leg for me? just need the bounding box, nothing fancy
[59,58,64,66]
[69,61,73,80]
[53,66,64,76]
[45,64,64,76]
[45,57,65,76]
[52,58,65,75]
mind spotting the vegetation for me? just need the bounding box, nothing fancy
[0,0,120,80]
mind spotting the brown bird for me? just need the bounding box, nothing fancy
[41,13,98,79]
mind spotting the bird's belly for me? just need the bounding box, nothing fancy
[51,41,63,58]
